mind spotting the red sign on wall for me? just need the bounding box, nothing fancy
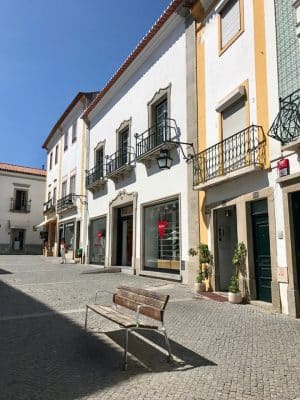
[157,220,168,239]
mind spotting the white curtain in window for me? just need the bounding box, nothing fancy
[221,0,240,48]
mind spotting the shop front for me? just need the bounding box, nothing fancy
[59,221,75,258]
[143,197,180,275]
[89,216,107,265]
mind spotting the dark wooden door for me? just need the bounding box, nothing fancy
[291,191,300,294]
[252,203,272,302]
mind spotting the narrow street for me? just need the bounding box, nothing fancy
[0,255,299,400]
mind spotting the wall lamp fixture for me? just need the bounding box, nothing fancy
[156,141,195,170]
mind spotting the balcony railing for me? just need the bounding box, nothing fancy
[193,125,266,187]
[106,149,134,180]
[268,88,300,145]
[135,118,178,161]
[86,164,105,191]
[43,198,55,214]
[56,193,76,213]
[10,198,31,213]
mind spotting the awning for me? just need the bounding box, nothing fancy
[36,217,57,228]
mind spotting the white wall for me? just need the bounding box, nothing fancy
[0,171,45,249]
[88,14,191,274]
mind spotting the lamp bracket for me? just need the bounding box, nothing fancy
[164,140,195,161]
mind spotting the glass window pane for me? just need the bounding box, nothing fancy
[89,217,106,265]
[144,198,180,273]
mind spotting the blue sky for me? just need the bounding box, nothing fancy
[0,0,171,169]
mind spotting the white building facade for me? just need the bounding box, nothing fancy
[189,0,300,316]
[42,92,98,260]
[0,163,46,254]
[83,0,199,284]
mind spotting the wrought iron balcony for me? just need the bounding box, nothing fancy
[106,149,134,182]
[86,164,106,192]
[56,193,77,213]
[10,198,31,213]
[135,118,178,165]
[193,125,266,188]
[43,198,55,214]
[268,88,300,145]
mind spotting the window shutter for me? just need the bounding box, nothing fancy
[222,98,245,139]
[221,0,240,48]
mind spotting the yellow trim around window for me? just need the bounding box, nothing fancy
[218,0,244,56]
[253,0,269,168]
[196,24,208,244]
[218,79,250,142]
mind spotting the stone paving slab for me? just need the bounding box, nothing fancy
[0,255,299,400]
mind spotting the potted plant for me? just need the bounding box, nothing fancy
[228,242,247,304]
[189,243,213,293]
[194,270,206,293]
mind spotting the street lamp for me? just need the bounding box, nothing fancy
[156,149,173,169]
[156,141,195,170]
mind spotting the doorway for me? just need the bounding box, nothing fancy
[11,229,25,251]
[215,206,237,291]
[291,191,300,296]
[251,199,272,302]
[116,205,133,266]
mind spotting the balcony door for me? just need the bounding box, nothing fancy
[95,147,104,178]
[155,99,168,145]
[221,97,246,174]
[118,128,129,167]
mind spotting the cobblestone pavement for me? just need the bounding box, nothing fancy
[0,255,299,400]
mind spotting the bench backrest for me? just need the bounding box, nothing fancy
[113,285,169,322]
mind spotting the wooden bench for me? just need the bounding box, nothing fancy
[84,285,173,369]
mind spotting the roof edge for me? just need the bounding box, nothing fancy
[42,91,98,150]
[82,0,184,121]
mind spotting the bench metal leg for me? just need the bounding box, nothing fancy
[123,328,129,370]
[84,306,89,330]
[162,327,173,362]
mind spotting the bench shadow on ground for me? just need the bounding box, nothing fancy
[0,281,216,400]
[105,329,216,372]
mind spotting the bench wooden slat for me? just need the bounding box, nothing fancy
[113,295,163,321]
[87,304,158,329]
[116,285,169,304]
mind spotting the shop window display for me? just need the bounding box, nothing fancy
[144,198,180,273]
[89,217,106,265]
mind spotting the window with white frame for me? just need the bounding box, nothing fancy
[49,152,53,170]
[72,121,77,143]
[61,180,67,197]
[69,174,76,194]
[219,0,242,50]
[64,131,68,151]
[55,145,59,164]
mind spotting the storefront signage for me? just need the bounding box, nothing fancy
[157,220,168,238]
